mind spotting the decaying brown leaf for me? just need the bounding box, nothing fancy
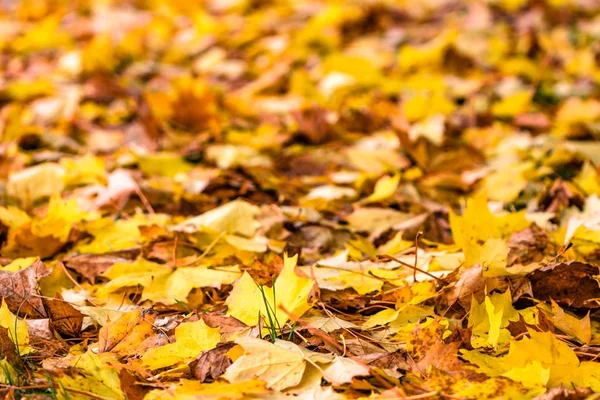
[190,342,236,382]
[0,259,50,318]
[43,294,84,337]
[529,262,600,309]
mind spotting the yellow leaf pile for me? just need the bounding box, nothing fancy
[1,0,600,399]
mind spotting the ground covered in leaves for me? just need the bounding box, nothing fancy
[2,0,600,399]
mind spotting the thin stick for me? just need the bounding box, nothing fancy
[379,254,447,284]
[413,231,422,283]
[172,232,180,267]
[59,262,99,307]
[134,185,154,215]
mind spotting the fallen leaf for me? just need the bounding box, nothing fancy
[56,351,125,400]
[98,309,157,355]
[43,294,84,337]
[223,337,308,391]
[142,319,221,370]
[323,356,370,386]
[226,253,314,327]
[190,342,236,382]
[363,174,400,204]
[146,379,268,400]
[0,258,50,318]
[7,163,65,207]
[0,300,30,354]
[172,199,260,236]
[541,300,591,344]
[64,250,140,283]
[529,262,600,309]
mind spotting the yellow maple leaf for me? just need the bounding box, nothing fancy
[0,257,37,272]
[142,319,221,370]
[479,238,509,277]
[98,309,157,355]
[172,199,260,237]
[483,162,531,202]
[335,271,383,295]
[138,152,194,178]
[398,30,455,72]
[363,174,400,204]
[491,91,532,117]
[81,34,118,73]
[541,300,591,344]
[463,330,600,392]
[98,258,241,305]
[77,213,170,254]
[553,97,600,137]
[7,163,65,207]
[31,196,88,241]
[57,351,125,400]
[468,291,520,349]
[143,265,242,304]
[573,162,600,196]
[61,154,107,187]
[226,254,313,327]
[402,91,456,122]
[450,192,529,267]
[96,258,170,300]
[145,379,268,400]
[0,206,31,229]
[503,360,550,389]
[322,54,381,86]
[0,300,30,355]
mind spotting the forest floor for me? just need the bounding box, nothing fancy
[1,0,600,399]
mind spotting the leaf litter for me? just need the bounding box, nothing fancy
[1,0,600,399]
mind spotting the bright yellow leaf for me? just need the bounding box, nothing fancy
[0,300,30,355]
[31,196,88,241]
[364,174,400,203]
[172,199,260,237]
[142,319,221,370]
[57,351,125,400]
[226,254,314,327]
[491,91,532,117]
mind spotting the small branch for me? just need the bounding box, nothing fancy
[379,254,448,285]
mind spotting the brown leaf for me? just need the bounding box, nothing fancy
[514,113,550,131]
[83,74,127,103]
[190,342,236,382]
[292,106,335,144]
[538,180,583,214]
[43,294,84,337]
[0,259,50,318]
[529,261,600,308]
[201,313,247,335]
[507,224,551,267]
[443,264,506,309]
[2,225,64,259]
[64,249,140,283]
[355,350,411,374]
[119,369,149,400]
[98,309,158,354]
[0,327,18,363]
[416,340,463,374]
[26,319,53,340]
[533,386,593,400]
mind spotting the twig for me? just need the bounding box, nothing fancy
[59,262,99,307]
[413,231,422,282]
[379,254,448,284]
